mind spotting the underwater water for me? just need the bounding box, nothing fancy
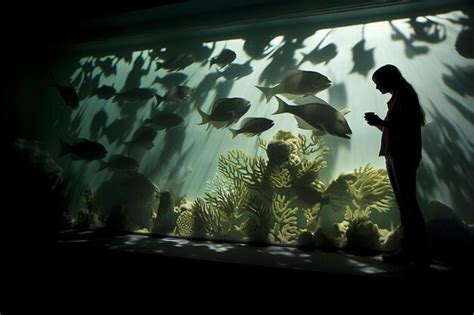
[26,4,473,252]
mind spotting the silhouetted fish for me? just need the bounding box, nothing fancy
[230,117,274,138]
[197,97,251,129]
[156,54,195,72]
[94,85,117,100]
[96,154,139,172]
[144,111,184,131]
[210,48,236,68]
[60,139,107,161]
[53,83,79,109]
[125,126,157,150]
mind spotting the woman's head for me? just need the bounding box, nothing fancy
[372,64,407,94]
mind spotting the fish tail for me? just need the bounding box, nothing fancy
[297,53,307,66]
[59,139,70,157]
[96,160,108,172]
[197,107,210,125]
[209,60,214,69]
[154,94,163,107]
[273,96,289,115]
[255,86,274,103]
[230,129,239,139]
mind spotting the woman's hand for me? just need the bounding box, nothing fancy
[364,112,383,126]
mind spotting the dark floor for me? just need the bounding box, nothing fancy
[2,230,473,313]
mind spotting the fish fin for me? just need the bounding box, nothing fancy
[197,107,210,125]
[294,116,316,131]
[273,96,289,115]
[255,86,274,103]
[312,129,327,136]
[239,117,254,126]
[154,94,163,107]
[96,160,108,172]
[295,95,329,105]
[282,69,302,79]
[230,129,239,139]
[340,107,351,116]
[59,139,70,157]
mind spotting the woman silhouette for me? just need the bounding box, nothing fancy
[364,64,431,267]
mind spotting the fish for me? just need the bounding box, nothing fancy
[125,126,158,150]
[144,111,184,130]
[273,96,352,139]
[256,70,331,102]
[153,72,188,88]
[96,154,139,172]
[158,85,193,103]
[94,85,117,100]
[220,61,253,80]
[59,139,107,161]
[197,97,251,129]
[53,83,79,109]
[299,43,338,66]
[103,116,135,144]
[114,88,161,105]
[230,117,274,138]
[210,49,236,68]
[156,53,195,72]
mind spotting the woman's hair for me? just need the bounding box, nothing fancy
[373,64,426,126]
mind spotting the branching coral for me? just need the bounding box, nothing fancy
[303,202,322,233]
[347,165,395,213]
[269,194,299,244]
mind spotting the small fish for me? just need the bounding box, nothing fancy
[256,70,331,102]
[114,88,160,104]
[299,43,338,66]
[210,49,236,68]
[197,97,251,129]
[230,117,274,138]
[144,111,184,130]
[159,85,193,103]
[220,61,253,80]
[156,54,195,72]
[60,139,107,161]
[153,72,188,88]
[273,96,352,139]
[125,126,157,150]
[53,83,79,109]
[94,85,117,100]
[96,154,139,172]
[119,171,160,202]
[103,116,135,144]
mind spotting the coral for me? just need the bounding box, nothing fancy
[175,206,205,238]
[236,195,272,243]
[345,217,383,252]
[269,194,299,244]
[266,141,291,166]
[348,165,395,213]
[303,202,322,233]
[192,198,224,238]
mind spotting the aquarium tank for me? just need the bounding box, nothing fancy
[6,0,473,255]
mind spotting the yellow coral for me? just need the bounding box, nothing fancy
[269,194,299,244]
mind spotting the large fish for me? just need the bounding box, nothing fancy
[114,88,160,104]
[59,139,107,161]
[125,126,157,150]
[96,155,139,172]
[256,70,331,102]
[210,49,236,68]
[53,83,79,109]
[230,117,274,138]
[156,85,193,104]
[144,111,184,131]
[198,97,251,129]
[273,96,352,139]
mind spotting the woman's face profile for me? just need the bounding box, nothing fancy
[373,77,389,94]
